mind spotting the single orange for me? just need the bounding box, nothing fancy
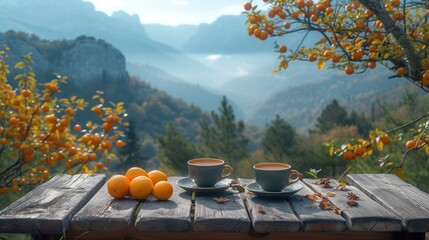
[147,170,168,185]
[152,181,173,201]
[129,176,153,200]
[125,167,148,182]
[279,45,288,53]
[107,175,130,199]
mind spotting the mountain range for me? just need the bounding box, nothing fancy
[0,0,409,131]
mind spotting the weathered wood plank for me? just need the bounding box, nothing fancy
[288,182,346,232]
[71,181,140,231]
[347,174,429,232]
[194,188,251,232]
[135,177,192,232]
[238,178,300,233]
[0,174,105,234]
[303,178,402,231]
[64,230,424,240]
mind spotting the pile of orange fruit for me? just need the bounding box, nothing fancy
[107,167,173,201]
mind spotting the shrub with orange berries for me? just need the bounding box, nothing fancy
[0,47,127,193]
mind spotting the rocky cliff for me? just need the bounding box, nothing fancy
[0,31,127,86]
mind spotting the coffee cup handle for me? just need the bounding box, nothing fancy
[221,165,233,178]
[289,170,303,184]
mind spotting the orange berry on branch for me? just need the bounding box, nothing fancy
[277,11,287,19]
[308,54,318,62]
[353,146,365,156]
[89,152,97,161]
[74,124,82,132]
[259,31,269,40]
[396,67,406,76]
[291,11,300,19]
[96,162,105,169]
[317,3,327,11]
[331,53,341,63]
[380,134,391,144]
[343,151,356,160]
[422,72,429,87]
[310,14,319,22]
[405,139,416,149]
[392,11,404,20]
[391,0,400,7]
[296,0,306,8]
[249,15,259,24]
[279,45,288,53]
[323,50,332,57]
[116,140,125,148]
[21,89,31,98]
[367,61,376,69]
[345,65,355,75]
[244,2,252,11]
[283,22,291,29]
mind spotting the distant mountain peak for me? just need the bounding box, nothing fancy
[111,10,141,24]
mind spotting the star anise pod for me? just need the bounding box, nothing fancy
[257,205,266,214]
[347,192,359,201]
[347,200,359,206]
[315,178,331,188]
[213,197,230,204]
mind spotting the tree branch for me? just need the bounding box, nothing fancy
[359,0,422,82]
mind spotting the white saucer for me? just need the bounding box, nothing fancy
[246,182,303,198]
[176,177,232,194]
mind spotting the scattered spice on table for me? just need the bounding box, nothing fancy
[346,192,359,206]
[213,197,230,204]
[257,205,266,214]
[305,193,341,214]
[314,178,332,188]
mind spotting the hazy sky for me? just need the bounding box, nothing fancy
[83,0,266,26]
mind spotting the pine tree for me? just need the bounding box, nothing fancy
[158,122,203,175]
[119,120,148,168]
[199,96,249,167]
[314,99,348,134]
[262,115,297,161]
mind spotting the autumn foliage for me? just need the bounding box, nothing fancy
[243,0,429,177]
[0,46,127,193]
[243,0,429,87]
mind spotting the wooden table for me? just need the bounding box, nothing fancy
[0,174,428,240]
